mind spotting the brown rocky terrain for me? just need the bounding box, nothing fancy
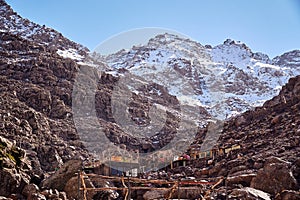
[0,29,91,199]
[142,76,300,199]
[0,0,300,199]
[0,1,185,199]
[179,75,300,199]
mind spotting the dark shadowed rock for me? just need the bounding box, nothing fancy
[37,146,63,172]
[0,136,30,197]
[22,184,39,199]
[64,176,89,200]
[275,190,300,200]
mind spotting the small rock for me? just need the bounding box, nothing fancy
[275,190,300,200]
[30,193,46,200]
[230,187,271,200]
[22,184,39,198]
[58,192,67,200]
[235,116,246,127]
[271,115,281,124]
[0,197,13,200]
[143,190,166,200]
[40,190,49,198]
[64,176,94,200]
[253,161,264,169]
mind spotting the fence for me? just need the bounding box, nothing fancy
[77,171,224,200]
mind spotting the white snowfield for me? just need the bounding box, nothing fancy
[57,48,84,61]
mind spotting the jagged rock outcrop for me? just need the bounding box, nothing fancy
[0,136,30,197]
[0,31,90,170]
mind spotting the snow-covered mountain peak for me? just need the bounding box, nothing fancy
[147,33,204,50]
[272,50,300,69]
[103,33,211,71]
[252,52,271,64]
[93,33,300,119]
[217,39,271,64]
[210,39,254,66]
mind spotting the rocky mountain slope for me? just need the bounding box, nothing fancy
[0,0,95,198]
[142,76,300,199]
[0,1,183,198]
[0,0,87,56]
[190,75,300,199]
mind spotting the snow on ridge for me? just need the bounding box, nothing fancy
[0,2,87,56]
[57,49,84,61]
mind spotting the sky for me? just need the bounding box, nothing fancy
[6,0,300,58]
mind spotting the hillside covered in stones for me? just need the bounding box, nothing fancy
[0,0,300,199]
[178,75,300,199]
[0,1,184,198]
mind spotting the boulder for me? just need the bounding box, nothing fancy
[63,176,95,200]
[58,192,67,200]
[292,158,300,184]
[41,159,82,191]
[49,98,68,119]
[226,172,257,188]
[143,190,166,200]
[235,116,246,127]
[37,145,63,172]
[250,161,298,194]
[30,193,46,200]
[143,187,204,200]
[271,115,282,124]
[64,173,119,200]
[230,187,271,200]
[0,197,13,200]
[22,184,39,198]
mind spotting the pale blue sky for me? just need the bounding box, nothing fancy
[6,0,300,58]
